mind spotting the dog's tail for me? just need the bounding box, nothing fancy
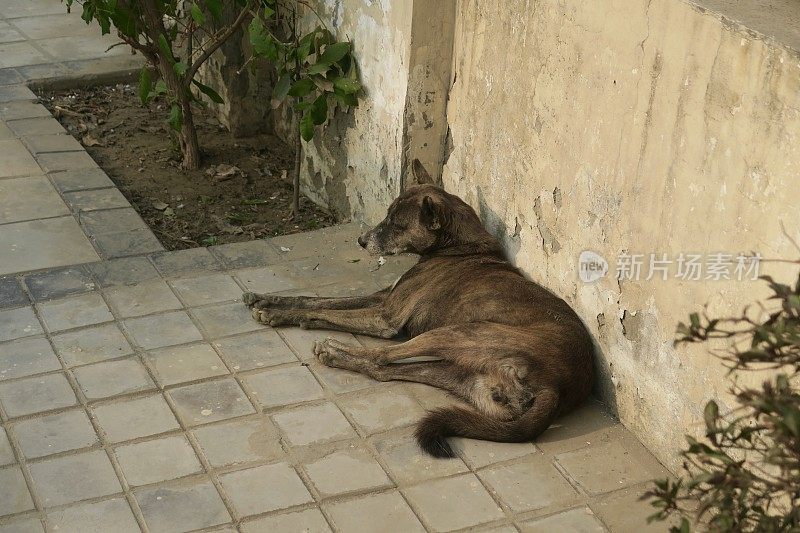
[414,388,560,458]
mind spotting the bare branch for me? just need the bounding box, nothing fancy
[184,6,252,88]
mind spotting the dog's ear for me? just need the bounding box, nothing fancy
[420,195,443,230]
[412,159,434,185]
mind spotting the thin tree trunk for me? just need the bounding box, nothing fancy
[292,117,301,217]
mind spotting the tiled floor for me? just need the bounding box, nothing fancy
[0,2,672,531]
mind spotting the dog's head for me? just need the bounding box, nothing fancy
[358,160,485,256]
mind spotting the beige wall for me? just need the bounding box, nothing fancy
[441,0,800,469]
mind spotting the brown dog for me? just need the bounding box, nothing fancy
[243,161,594,457]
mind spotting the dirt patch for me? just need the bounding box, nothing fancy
[42,84,334,250]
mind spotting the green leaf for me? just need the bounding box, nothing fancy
[168,104,182,132]
[157,34,174,62]
[333,87,358,107]
[190,3,206,25]
[288,78,315,98]
[703,400,719,433]
[192,80,224,104]
[262,5,275,18]
[248,18,277,60]
[299,111,314,141]
[154,79,168,96]
[316,42,350,66]
[271,73,291,107]
[81,3,95,24]
[138,68,152,105]
[307,62,333,76]
[173,61,188,76]
[205,0,223,21]
[310,95,328,125]
[332,77,361,94]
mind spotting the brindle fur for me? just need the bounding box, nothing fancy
[243,160,594,457]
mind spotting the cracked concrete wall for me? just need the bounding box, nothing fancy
[442,0,800,470]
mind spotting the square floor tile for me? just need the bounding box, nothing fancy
[452,438,538,469]
[212,330,297,371]
[168,378,255,426]
[0,466,34,516]
[62,188,130,212]
[105,280,182,318]
[22,133,83,154]
[37,292,113,332]
[234,265,308,294]
[403,473,504,531]
[0,43,51,68]
[52,323,133,367]
[49,168,115,193]
[241,508,331,533]
[271,402,356,447]
[0,307,43,342]
[150,248,222,277]
[0,176,69,224]
[13,408,98,459]
[0,100,49,120]
[324,491,425,533]
[478,459,578,513]
[144,343,227,387]
[520,507,606,532]
[36,151,97,173]
[0,517,43,533]
[243,366,323,409]
[0,0,67,18]
[0,216,99,276]
[339,388,425,435]
[123,311,203,350]
[0,336,61,381]
[72,358,155,400]
[170,274,242,307]
[192,417,283,468]
[304,448,391,498]
[591,485,677,532]
[91,228,163,258]
[115,435,202,486]
[536,401,620,455]
[0,372,76,417]
[279,328,358,360]
[24,265,95,301]
[190,302,262,339]
[92,393,179,443]
[88,256,159,287]
[220,463,312,517]
[29,450,122,507]
[0,139,40,178]
[0,427,14,466]
[46,497,140,533]
[135,479,230,533]
[6,117,65,136]
[374,433,469,485]
[0,276,28,309]
[209,240,281,269]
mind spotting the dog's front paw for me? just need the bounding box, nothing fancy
[314,338,355,368]
[251,308,292,326]
[242,292,259,307]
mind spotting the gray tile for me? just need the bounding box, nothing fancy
[29,450,122,507]
[0,176,69,223]
[0,372,76,417]
[170,274,242,307]
[591,485,677,532]
[0,466,34,516]
[212,330,297,371]
[536,401,620,455]
[48,168,115,192]
[374,433,469,485]
[0,139,40,178]
[0,43,50,69]
[339,388,425,435]
[7,117,65,136]
[63,188,130,212]
[72,358,155,400]
[0,216,99,276]
[115,435,202,486]
[241,509,331,533]
[324,491,425,533]
[144,343,228,387]
[24,266,95,301]
[52,323,133,367]
[209,240,281,269]
[279,328,358,361]
[0,101,49,121]
[520,507,606,532]
[0,22,24,44]
[150,248,222,277]
[13,408,98,459]
[37,151,98,173]
[0,336,61,381]
[0,427,14,466]
[235,265,307,294]
[36,35,129,62]
[0,277,28,309]
[193,417,283,468]
[22,133,83,154]
[191,302,262,339]
[271,402,356,447]
[91,229,164,258]
[403,473,505,531]
[135,479,230,533]
[0,68,24,86]
[168,378,255,426]
[46,497,140,533]
[0,0,68,18]
[105,280,182,318]
[37,292,112,332]
[244,366,323,409]
[123,311,203,350]
[92,394,179,443]
[0,306,42,342]
[220,463,312,517]
[11,13,101,39]
[304,448,391,497]
[78,208,148,235]
[452,438,539,470]
[0,85,36,103]
[88,256,159,287]
[0,517,43,533]
[478,459,578,512]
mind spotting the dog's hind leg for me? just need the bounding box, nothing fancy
[243,288,389,310]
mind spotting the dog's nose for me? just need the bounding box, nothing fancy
[357,235,367,248]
